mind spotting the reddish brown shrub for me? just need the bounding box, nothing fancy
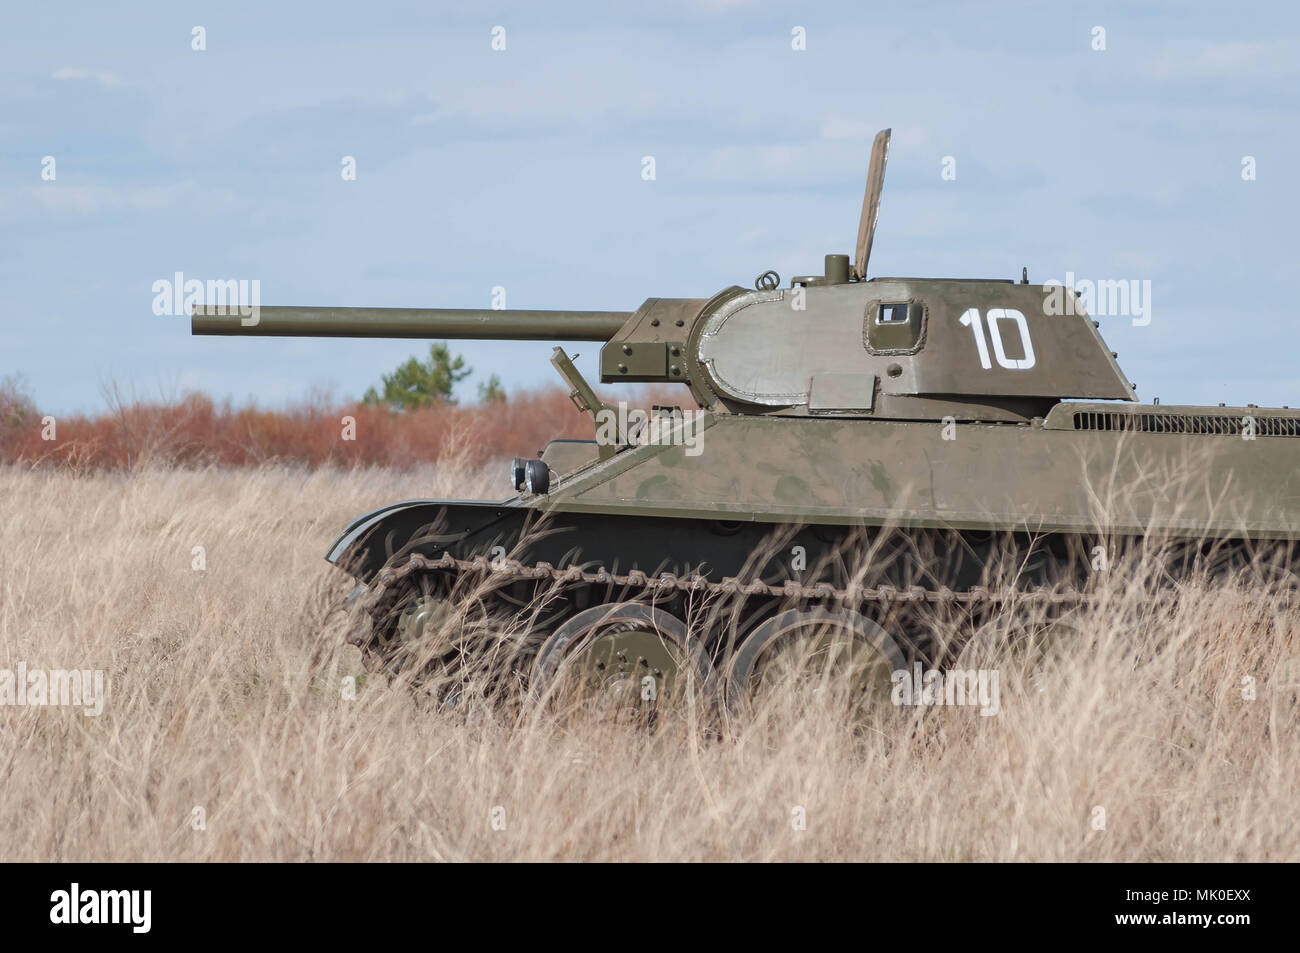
[0,381,691,471]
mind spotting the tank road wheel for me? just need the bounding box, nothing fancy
[358,566,551,703]
[954,611,1083,693]
[354,571,456,678]
[723,608,907,718]
[532,603,710,714]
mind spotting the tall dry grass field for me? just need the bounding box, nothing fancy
[1,462,1297,861]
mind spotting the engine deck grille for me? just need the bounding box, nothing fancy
[1071,411,1300,437]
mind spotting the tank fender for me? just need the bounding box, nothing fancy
[326,499,528,583]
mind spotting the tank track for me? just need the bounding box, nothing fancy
[357,551,1091,614]
[342,545,1292,705]
[344,551,1094,689]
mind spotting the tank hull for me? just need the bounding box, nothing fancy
[332,407,1300,583]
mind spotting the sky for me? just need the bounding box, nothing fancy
[2,0,1298,415]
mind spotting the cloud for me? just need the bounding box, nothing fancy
[0,182,198,223]
[52,67,124,88]
[819,117,875,141]
[1147,39,1300,85]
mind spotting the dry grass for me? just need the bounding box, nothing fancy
[1,463,1297,862]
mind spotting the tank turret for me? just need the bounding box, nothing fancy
[192,128,1134,424]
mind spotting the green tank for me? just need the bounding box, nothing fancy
[192,129,1300,711]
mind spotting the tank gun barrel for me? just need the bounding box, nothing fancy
[191,305,633,341]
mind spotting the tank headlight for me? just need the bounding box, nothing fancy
[525,459,551,495]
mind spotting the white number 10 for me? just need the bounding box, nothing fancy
[958,308,1036,371]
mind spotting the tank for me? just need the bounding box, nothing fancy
[192,129,1300,711]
